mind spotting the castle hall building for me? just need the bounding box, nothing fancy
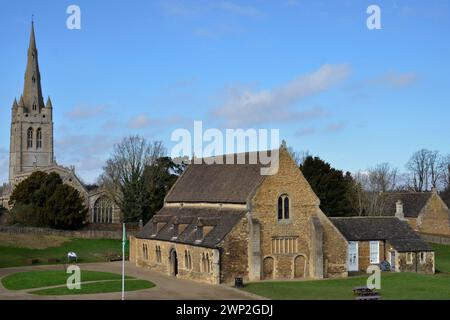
[130,148,349,284]
[1,22,120,224]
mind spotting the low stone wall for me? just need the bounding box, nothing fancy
[419,232,450,245]
[0,225,139,240]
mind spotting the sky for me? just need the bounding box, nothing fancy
[0,0,449,184]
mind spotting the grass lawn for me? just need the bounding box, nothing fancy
[432,243,450,273]
[0,238,128,268]
[30,279,155,296]
[243,273,450,300]
[1,270,133,290]
[244,244,450,300]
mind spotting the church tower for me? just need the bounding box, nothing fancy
[9,22,54,184]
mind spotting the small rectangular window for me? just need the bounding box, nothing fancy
[406,252,413,264]
[369,241,379,264]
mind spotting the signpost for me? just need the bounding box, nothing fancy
[122,223,126,301]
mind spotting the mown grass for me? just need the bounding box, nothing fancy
[0,238,128,268]
[243,244,450,300]
[432,243,450,273]
[243,272,450,300]
[31,280,155,296]
[1,270,133,290]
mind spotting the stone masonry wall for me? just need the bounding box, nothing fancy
[418,193,450,236]
[397,251,435,274]
[218,217,249,284]
[357,240,386,272]
[130,236,220,284]
[250,149,348,280]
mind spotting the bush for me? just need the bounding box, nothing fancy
[9,171,88,230]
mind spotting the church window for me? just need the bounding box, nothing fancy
[277,194,290,220]
[27,128,33,148]
[201,253,211,273]
[155,246,162,263]
[36,128,42,149]
[32,102,37,111]
[142,244,148,260]
[92,196,113,223]
[184,250,192,270]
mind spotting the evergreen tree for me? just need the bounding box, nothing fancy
[9,171,87,229]
[299,156,355,217]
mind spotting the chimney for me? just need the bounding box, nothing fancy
[395,200,404,220]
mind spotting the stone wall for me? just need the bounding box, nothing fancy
[0,225,138,240]
[250,149,348,280]
[417,193,450,236]
[397,251,435,274]
[219,217,249,284]
[356,240,387,272]
[418,232,450,245]
[318,213,348,278]
[130,236,220,284]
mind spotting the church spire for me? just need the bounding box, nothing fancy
[23,19,44,112]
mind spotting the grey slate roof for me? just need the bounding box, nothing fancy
[165,151,274,204]
[330,217,432,252]
[135,206,246,248]
[380,192,432,218]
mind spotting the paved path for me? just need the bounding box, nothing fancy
[0,262,261,300]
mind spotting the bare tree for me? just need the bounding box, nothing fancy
[406,149,448,191]
[438,155,450,189]
[367,163,398,192]
[353,163,398,216]
[287,147,310,166]
[351,172,369,216]
[99,136,166,222]
[406,149,432,191]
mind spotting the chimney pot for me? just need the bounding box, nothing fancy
[395,200,404,220]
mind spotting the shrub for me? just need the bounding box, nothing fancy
[9,171,87,230]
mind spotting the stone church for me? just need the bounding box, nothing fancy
[130,148,349,284]
[1,22,120,224]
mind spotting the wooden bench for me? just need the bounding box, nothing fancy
[353,286,381,300]
[355,295,381,300]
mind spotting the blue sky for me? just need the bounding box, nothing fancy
[1,0,449,184]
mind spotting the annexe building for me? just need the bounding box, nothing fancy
[331,217,435,274]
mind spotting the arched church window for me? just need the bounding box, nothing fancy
[27,128,33,148]
[36,128,42,149]
[92,196,113,224]
[277,194,290,220]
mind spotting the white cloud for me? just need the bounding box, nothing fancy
[212,64,351,127]
[382,72,418,88]
[128,115,153,129]
[295,127,316,137]
[325,122,346,132]
[67,104,107,119]
[216,1,263,18]
[0,147,8,183]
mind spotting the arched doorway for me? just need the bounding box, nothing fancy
[294,255,307,278]
[262,257,274,280]
[170,249,178,276]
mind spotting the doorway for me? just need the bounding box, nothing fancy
[390,251,396,271]
[170,249,178,276]
[348,241,359,272]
